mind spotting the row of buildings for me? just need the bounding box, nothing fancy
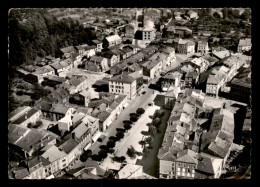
[158,88,242,179]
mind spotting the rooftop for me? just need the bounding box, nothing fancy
[109,73,136,84]
[11,108,39,125]
[41,145,67,162]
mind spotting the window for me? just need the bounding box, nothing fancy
[178,167,180,171]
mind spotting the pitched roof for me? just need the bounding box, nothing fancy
[72,123,90,139]
[118,164,143,179]
[51,104,69,114]
[11,108,39,125]
[238,38,251,46]
[9,106,31,122]
[60,46,76,54]
[15,129,48,152]
[41,145,67,162]
[105,34,122,42]
[8,124,31,144]
[196,152,223,175]
[59,138,78,154]
[177,149,198,164]
[109,73,136,84]
[90,55,106,63]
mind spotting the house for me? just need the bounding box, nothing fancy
[124,24,135,37]
[177,39,195,55]
[103,34,122,48]
[201,55,218,67]
[89,56,109,72]
[59,46,77,59]
[120,47,133,58]
[197,41,209,55]
[65,75,88,94]
[161,71,182,91]
[24,65,55,84]
[108,73,137,100]
[230,67,251,104]
[47,104,75,121]
[91,40,103,52]
[164,86,181,109]
[9,127,57,158]
[57,138,81,170]
[190,58,208,73]
[111,48,127,61]
[173,26,192,36]
[9,106,32,124]
[187,10,199,19]
[82,45,96,58]
[69,90,91,107]
[195,152,223,179]
[161,46,176,67]
[212,50,230,60]
[185,71,199,88]
[123,44,140,54]
[50,59,73,77]
[237,38,251,53]
[41,145,68,174]
[142,60,162,79]
[206,74,225,97]
[10,107,42,127]
[80,114,100,143]
[100,52,119,67]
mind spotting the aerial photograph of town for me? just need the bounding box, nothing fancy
[8,8,251,179]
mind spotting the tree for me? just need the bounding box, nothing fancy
[99,145,108,151]
[126,146,136,159]
[130,115,138,122]
[240,11,250,20]
[35,120,43,128]
[123,120,133,125]
[123,124,132,132]
[98,149,108,160]
[153,117,161,128]
[138,140,146,148]
[109,136,118,142]
[136,108,145,115]
[108,148,115,154]
[107,140,116,148]
[116,131,124,140]
[145,137,154,144]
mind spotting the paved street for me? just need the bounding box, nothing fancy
[71,84,161,170]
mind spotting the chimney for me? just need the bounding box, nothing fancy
[72,132,76,139]
[59,147,63,151]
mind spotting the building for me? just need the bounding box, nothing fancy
[142,60,162,79]
[185,71,199,88]
[65,75,88,94]
[59,46,77,59]
[195,152,223,179]
[89,56,109,72]
[9,106,32,124]
[91,40,103,52]
[10,107,42,127]
[177,39,195,55]
[237,38,251,53]
[161,71,182,91]
[50,59,73,77]
[230,68,251,104]
[103,34,122,48]
[164,86,181,109]
[206,74,225,97]
[187,10,199,19]
[108,73,137,100]
[197,41,209,55]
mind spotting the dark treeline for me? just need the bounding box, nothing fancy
[9,9,96,68]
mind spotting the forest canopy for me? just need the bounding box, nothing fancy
[8,9,96,68]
